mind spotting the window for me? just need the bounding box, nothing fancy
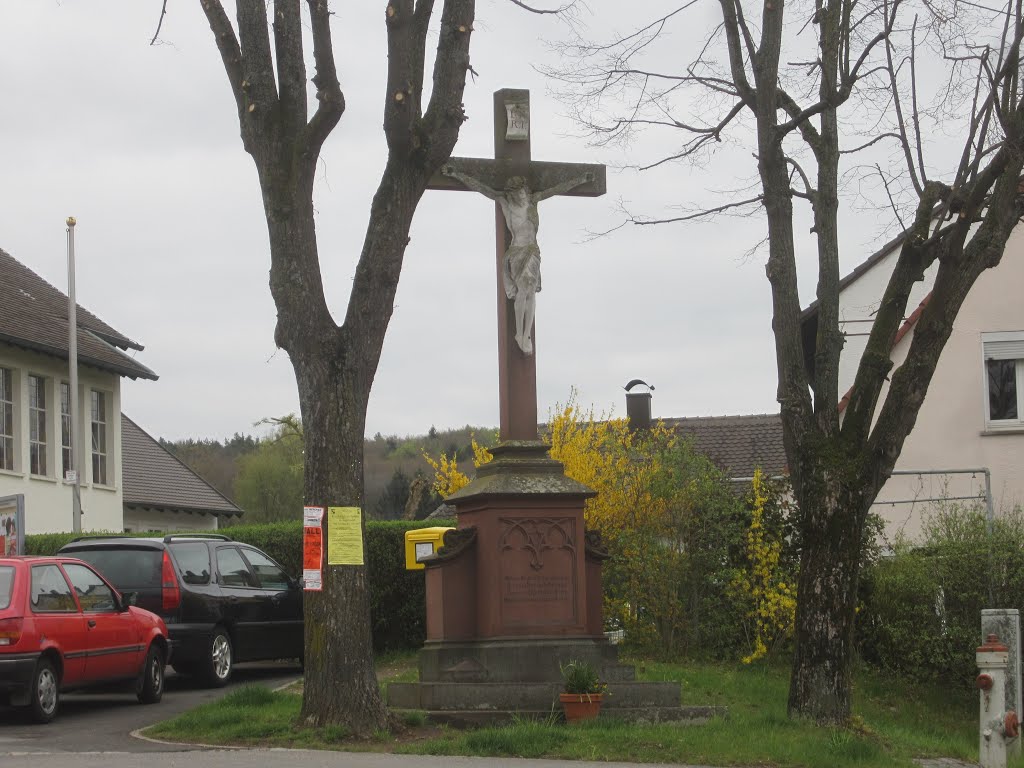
[70,548,162,589]
[91,390,108,485]
[170,542,212,585]
[0,566,13,611]
[61,382,72,477]
[241,547,290,590]
[63,563,116,612]
[28,375,47,476]
[30,564,77,613]
[983,333,1024,429]
[216,547,257,588]
[0,367,12,471]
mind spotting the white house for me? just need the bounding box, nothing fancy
[800,227,1024,541]
[0,248,240,536]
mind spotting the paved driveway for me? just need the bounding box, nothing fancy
[0,662,301,754]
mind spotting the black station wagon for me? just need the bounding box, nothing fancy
[58,534,302,686]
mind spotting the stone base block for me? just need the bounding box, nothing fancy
[419,637,634,683]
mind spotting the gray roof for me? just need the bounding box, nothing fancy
[121,414,242,518]
[661,414,788,480]
[0,248,157,381]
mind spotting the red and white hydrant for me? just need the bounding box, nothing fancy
[978,633,1020,768]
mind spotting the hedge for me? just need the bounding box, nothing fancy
[26,518,454,654]
[856,505,1024,686]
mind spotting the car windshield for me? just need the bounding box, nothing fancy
[66,547,162,589]
[0,566,13,610]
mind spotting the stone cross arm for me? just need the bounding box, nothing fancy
[429,158,607,197]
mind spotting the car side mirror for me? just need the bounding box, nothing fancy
[119,591,138,611]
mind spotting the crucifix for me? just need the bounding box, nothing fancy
[429,89,607,442]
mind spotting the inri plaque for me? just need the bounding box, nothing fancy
[504,101,529,141]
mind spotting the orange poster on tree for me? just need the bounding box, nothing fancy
[302,506,324,591]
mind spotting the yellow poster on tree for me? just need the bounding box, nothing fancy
[327,506,364,565]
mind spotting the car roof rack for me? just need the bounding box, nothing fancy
[67,534,139,543]
[162,534,233,543]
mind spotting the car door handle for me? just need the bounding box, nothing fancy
[87,620,96,628]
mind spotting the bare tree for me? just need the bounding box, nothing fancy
[549,0,1024,723]
[192,0,534,734]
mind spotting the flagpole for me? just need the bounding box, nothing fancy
[67,217,81,534]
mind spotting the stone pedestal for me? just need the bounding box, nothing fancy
[387,442,709,725]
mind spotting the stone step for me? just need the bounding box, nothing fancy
[387,680,682,711]
[392,706,727,729]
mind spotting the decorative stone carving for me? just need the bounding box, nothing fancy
[584,529,611,561]
[441,164,594,356]
[433,527,477,562]
[498,517,576,571]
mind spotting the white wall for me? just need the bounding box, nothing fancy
[840,227,1024,542]
[124,508,219,533]
[836,246,937,397]
[0,344,124,534]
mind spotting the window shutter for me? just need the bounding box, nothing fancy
[984,339,1024,361]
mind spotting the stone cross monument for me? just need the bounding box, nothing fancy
[428,89,606,441]
[388,91,687,724]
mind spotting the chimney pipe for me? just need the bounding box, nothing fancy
[624,379,654,431]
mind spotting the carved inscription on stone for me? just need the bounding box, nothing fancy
[503,575,570,602]
[498,517,577,627]
[505,101,529,141]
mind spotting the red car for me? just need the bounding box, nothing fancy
[0,556,169,723]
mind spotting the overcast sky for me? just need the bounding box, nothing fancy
[0,1,901,442]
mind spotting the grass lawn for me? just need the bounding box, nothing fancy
[143,653,995,767]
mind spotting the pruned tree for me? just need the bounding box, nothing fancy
[190,0,554,735]
[548,0,1024,723]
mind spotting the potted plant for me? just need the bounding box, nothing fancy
[558,659,606,722]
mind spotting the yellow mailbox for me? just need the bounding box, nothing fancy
[404,527,454,570]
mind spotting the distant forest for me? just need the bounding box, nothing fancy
[160,421,498,525]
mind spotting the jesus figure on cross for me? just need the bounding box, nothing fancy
[442,164,594,355]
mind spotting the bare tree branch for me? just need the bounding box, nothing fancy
[150,0,169,46]
[505,0,571,13]
[305,0,345,158]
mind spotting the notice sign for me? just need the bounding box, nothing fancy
[302,506,324,591]
[327,506,364,565]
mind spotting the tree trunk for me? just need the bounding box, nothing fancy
[262,196,388,734]
[295,354,387,732]
[787,463,866,723]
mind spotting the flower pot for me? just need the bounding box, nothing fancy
[559,692,603,722]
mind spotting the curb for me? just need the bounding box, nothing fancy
[128,675,303,749]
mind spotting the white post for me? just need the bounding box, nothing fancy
[66,217,81,535]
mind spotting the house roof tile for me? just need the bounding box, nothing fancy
[660,413,787,479]
[0,248,156,381]
[121,414,242,518]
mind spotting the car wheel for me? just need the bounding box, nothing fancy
[204,627,233,687]
[29,658,59,724]
[137,644,165,704]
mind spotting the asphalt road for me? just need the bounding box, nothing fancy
[0,662,301,755]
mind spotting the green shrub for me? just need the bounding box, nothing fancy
[559,659,604,694]
[26,518,454,653]
[857,504,1024,685]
